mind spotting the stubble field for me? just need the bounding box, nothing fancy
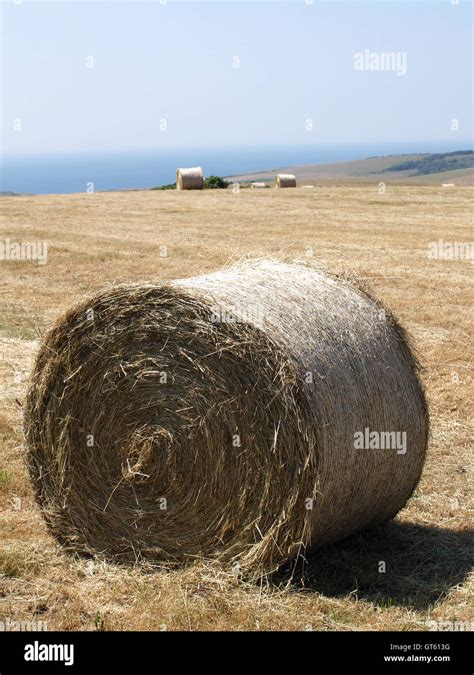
[0,185,472,631]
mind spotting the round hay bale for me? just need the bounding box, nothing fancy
[24,260,428,574]
[275,173,296,188]
[176,166,204,190]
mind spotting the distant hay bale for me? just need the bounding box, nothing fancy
[176,166,204,190]
[302,185,314,189]
[441,183,455,188]
[24,260,428,575]
[251,182,266,189]
[275,173,296,188]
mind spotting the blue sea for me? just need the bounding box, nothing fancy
[0,141,470,195]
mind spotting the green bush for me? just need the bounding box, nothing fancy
[151,175,230,190]
[204,175,230,189]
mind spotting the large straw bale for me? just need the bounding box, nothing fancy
[24,260,428,574]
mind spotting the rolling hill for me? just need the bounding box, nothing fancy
[228,150,474,186]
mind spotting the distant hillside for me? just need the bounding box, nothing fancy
[380,151,473,176]
[227,151,474,186]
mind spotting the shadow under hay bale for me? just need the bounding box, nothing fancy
[273,522,474,611]
[24,260,428,577]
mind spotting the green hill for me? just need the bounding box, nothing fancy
[381,151,473,176]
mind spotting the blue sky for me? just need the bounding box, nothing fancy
[1,0,472,156]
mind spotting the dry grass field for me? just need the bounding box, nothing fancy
[0,185,472,631]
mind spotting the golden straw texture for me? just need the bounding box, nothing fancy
[24,260,428,575]
[176,167,204,190]
[275,174,297,188]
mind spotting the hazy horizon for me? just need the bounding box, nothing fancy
[3,139,473,161]
[2,140,472,195]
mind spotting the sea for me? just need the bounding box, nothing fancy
[0,140,470,195]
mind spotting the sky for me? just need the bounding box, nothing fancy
[1,0,472,156]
